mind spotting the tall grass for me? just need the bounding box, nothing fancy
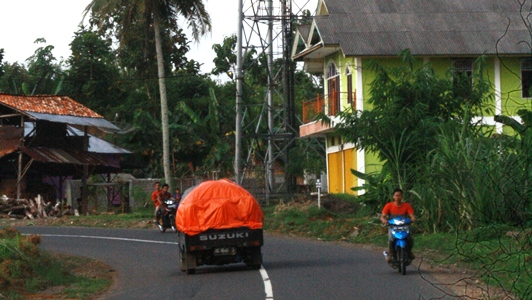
[411,121,530,232]
[407,122,532,299]
[0,228,112,299]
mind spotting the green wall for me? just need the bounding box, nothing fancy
[320,53,532,191]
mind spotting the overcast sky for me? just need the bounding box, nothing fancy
[0,0,239,76]
[0,0,317,79]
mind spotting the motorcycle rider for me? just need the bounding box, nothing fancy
[151,181,160,223]
[380,188,416,262]
[154,183,173,225]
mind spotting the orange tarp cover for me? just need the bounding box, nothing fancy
[176,179,264,236]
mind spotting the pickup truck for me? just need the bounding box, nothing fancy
[176,179,264,274]
[178,227,263,274]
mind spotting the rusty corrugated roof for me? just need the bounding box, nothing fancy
[24,123,131,154]
[0,94,102,118]
[20,147,121,168]
[0,94,120,131]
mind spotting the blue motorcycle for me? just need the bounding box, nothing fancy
[384,217,412,275]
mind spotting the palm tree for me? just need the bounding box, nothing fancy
[84,0,211,187]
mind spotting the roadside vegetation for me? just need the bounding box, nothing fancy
[0,227,113,299]
[1,195,530,299]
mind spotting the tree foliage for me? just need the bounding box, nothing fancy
[0,62,29,94]
[84,0,211,187]
[0,39,63,95]
[211,35,236,77]
[25,38,64,95]
[63,27,122,115]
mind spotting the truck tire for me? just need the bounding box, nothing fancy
[179,249,186,272]
[247,247,262,270]
[183,249,196,275]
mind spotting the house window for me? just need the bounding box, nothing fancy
[452,59,473,97]
[346,65,353,105]
[327,62,340,116]
[329,135,342,146]
[521,59,532,98]
[452,59,473,82]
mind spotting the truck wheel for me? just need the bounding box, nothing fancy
[179,249,186,272]
[183,249,196,275]
[247,247,262,270]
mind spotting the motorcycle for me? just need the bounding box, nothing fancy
[383,217,412,275]
[155,198,178,233]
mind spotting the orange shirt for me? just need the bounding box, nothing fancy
[157,190,172,206]
[382,202,414,216]
[151,190,159,205]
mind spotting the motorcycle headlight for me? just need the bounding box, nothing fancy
[391,226,410,236]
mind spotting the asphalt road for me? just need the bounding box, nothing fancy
[15,227,455,299]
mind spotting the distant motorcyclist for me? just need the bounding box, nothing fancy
[151,181,160,223]
[154,183,173,225]
[380,188,416,262]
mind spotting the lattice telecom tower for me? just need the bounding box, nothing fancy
[234,0,315,200]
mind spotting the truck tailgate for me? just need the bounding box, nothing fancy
[180,227,263,250]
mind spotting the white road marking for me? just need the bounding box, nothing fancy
[25,233,273,299]
[24,233,179,245]
[260,266,274,299]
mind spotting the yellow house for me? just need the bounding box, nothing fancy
[293,0,532,195]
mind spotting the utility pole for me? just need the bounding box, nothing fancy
[235,0,244,185]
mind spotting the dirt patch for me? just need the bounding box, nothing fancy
[416,259,517,299]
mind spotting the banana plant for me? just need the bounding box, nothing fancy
[175,87,233,175]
